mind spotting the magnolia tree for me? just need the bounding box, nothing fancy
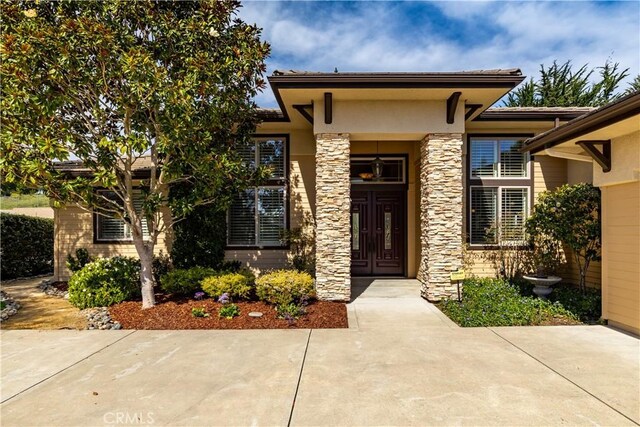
[526,183,601,292]
[0,0,270,308]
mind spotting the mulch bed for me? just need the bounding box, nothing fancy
[109,295,348,330]
[51,281,69,292]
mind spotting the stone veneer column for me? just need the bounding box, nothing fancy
[315,133,351,301]
[417,133,464,301]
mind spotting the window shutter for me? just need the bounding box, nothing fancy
[257,187,285,245]
[259,138,285,179]
[132,195,150,239]
[470,187,497,244]
[228,189,256,245]
[470,140,497,177]
[501,188,528,242]
[98,215,128,241]
[500,140,527,177]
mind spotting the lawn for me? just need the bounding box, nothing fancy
[1,193,49,209]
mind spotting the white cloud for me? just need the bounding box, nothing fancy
[239,1,640,107]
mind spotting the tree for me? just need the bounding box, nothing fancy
[1,0,271,308]
[506,60,629,107]
[625,75,640,95]
[525,183,601,292]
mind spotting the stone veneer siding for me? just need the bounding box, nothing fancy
[417,133,464,301]
[314,133,351,301]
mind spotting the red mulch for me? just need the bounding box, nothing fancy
[51,281,69,292]
[109,295,348,330]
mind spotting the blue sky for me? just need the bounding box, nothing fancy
[238,1,640,107]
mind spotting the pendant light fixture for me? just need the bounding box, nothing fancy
[371,141,384,179]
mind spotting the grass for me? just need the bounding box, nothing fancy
[0,193,50,209]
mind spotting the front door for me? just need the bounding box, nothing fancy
[351,189,405,276]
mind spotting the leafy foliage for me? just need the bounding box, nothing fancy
[526,183,601,291]
[218,303,240,319]
[438,278,578,327]
[152,251,173,285]
[281,224,316,275]
[550,286,601,322]
[201,271,254,300]
[1,0,270,307]
[506,60,629,107]
[66,248,94,273]
[159,267,216,296]
[0,213,53,279]
[191,307,210,318]
[68,257,141,309]
[625,75,640,95]
[255,270,315,306]
[170,204,227,270]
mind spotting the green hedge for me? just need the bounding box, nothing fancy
[0,213,54,279]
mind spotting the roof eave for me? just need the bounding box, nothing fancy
[522,93,640,154]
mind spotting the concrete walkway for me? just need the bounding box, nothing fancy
[1,279,639,426]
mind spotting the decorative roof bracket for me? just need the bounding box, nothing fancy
[465,103,483,121]
[293,103,314,125]
[577,140,611,173]
[446,92,461,124]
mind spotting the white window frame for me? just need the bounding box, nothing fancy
[94,190,149,243]
[469,137,530,180]
[227,136,288,248]
[469,185,530,246]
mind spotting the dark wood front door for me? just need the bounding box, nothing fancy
[351,189,405,276]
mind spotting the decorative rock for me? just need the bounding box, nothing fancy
[315,133,351,302]
[0,290,21,322]
[418,133,464,302]
[82,307,122,330]
[38,278,69,299]
[248,312,263,318]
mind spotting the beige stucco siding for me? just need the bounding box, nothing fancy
[601,181,640,335]
[53,205,172,281]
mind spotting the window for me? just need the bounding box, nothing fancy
[227,136,287,247]
[95,191,149,242]
[468,136,531,245]
[350,157,406,183]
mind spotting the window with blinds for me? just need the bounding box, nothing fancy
[95,191,150,242]
[470,138,528,178]
[227,136,287,247]
[470,186,529,245]
[470,187,498,244]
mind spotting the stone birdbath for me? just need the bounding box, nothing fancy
[523,275,562,300]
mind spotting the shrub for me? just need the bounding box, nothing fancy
[255,270,315,306]
[276,302,307,320]
[201,272,253,300]
[68,257,141,309]
[219,260,242,273]
[0,213,53,279]
[550,286,601,322]
[152,251,173,285]
[191,307,210,318]
[170,203,227,270]
[439,278,577,327]
[159,267,216,296]
[219,303,240,319]
[526,183,601,291]
[66,248,94,273]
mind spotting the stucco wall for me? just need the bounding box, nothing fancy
[594,130,640,188]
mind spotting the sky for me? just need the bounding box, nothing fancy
[238,0,640,108]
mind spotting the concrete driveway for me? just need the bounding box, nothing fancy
[1,280,639,426]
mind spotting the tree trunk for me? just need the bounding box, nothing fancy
[133,236,156,309]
